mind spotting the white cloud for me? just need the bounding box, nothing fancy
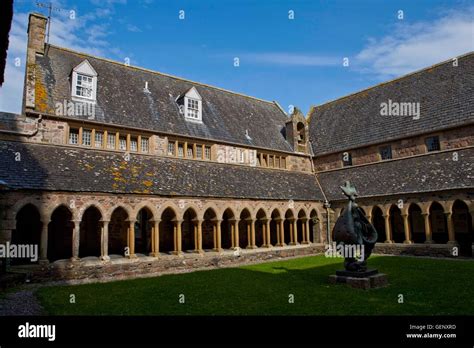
[127,24,142,33]
[240,52,340,67]
[356,7,474,78]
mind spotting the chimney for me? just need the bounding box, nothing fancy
[27,13,47,58]
[23,13,47,111]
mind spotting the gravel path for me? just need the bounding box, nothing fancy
[0,289,45,315]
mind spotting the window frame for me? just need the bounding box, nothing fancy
[425,136,441,152]
[379,145,392,160]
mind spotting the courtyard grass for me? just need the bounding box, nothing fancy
[36,255,474,315]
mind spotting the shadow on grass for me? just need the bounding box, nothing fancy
[36,255,474,316]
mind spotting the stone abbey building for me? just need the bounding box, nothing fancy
[0,13,472,281]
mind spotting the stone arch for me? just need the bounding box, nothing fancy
[297,209,307,244]
[221,207,236,249]
[159,206,178,254]
[407,203,425,243]
[452,199,473,256]
[284,209,296,245]
[371,206,386,243]
[156,202,181,220]
[180,203,201,221]
[135,206,154,255]
[79,206,102,258]
[182,207,198,252]
[11,204,42,265]
[389,204,404,243]
[130,202,159,222]
[429,201,448,244]
[202,207,218,251]
[108,206,129,257]
[78,203,106,222]
[48,204,74,262]
[105,204,133,223]
[8,197,44,221]
[308,208,321,243]
[238,208,252,248]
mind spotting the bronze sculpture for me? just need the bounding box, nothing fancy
[332,181,378,272]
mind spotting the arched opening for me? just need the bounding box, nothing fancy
[12,204,42,265]
[48,205,73,262]
[309,209,319,243]
[159,207,176,254]
[389,205,404,243]
[79,206,102,258]
[202,208,217,251]
[255,209,267,247]
[408,204,425,243]
[221,209,235,249]
[238,209,251,248]
[430,202,448,244]
[296,122,305,144]
[452,200,473,256]
[297,210,307,244]
[182,208,198,252]
[284,210,295,245]
[135,207,153,255]
[270,209,281,246]
[372,206,386,243]
[109,207,129,257]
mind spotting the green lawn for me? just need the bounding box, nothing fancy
[37,255,474,315]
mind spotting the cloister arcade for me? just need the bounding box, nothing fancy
[333,199,474,256]
[7,198,323,264]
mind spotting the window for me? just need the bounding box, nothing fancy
[187,98,199,119]
[342,152,352,166]
[130,137,138,152]
[82,129,92,146]
[269,155,274,167]
[72,60,97,102]
[141,137,149,153]
[239,150,245,163]
[281,157,286,169]
[275,157,280,168]
[76,74,93,98]
[95,131,103,148]
[178,143,184,157]
[425,136,440,152]
[69,128,79,145]
[204,146,211,160]
[119,136,127,151]
[380,145,392,160]
[187,146,194,158]
[196,145,203,159]
[107,134,116,149]
[168,142,175,156]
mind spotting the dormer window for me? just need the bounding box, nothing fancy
[72,60,97,103]
[177,86,202,122]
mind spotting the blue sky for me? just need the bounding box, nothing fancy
[1,0,473,115]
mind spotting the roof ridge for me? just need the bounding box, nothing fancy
[310,51,474,113]
[46,44,278,106]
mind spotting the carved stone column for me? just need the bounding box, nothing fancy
[126,219,137,258]
[40,219,50,262]
[401,213,412,244]
[173,219,183,255]
[100,219,110,261]
[421,213,433,243]
[71,220,81,261]
[383,214,393,243]
[150,219,160,257]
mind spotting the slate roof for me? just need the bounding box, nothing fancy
[34,45,293,152]
[318,147,474,201]
[308,52,474,156]
[0,141,323,201]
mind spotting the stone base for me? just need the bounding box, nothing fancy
[336,269,379,278]
[329,271,388,290]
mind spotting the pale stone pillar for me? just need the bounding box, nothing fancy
[289,218,297,245]
[421,213,433,243]
[150,219,160,257]
[303,219,311,244]
[401,214,412,244]
[100,220,110,261]
[126,219,137,258]
[40,219,50,262]
[261,220,267,246]
[230,219,236,249]
[265,219,271,247]
[195,220,203,253]
[383,214,393,243]
[445,212,456,244]
[248,219,257,249]
[173,219,183,255]
[214,219,223,252]
[279,219,285,246]
[233,219,239,249]
[275,219,281,246]
[71,220,81,261]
